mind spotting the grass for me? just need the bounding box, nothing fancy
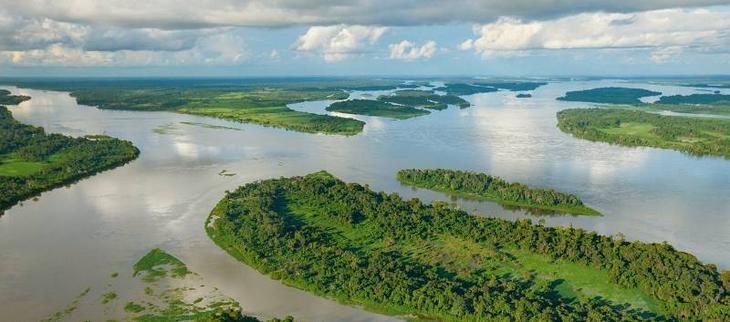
[0,158,47,177]
[101,292,117,304]
[180,106,364,135]
[133,248,190,282]
[602,122,658,138]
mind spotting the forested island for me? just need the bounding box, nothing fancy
[516,93,532,98]
[435,81,545,96]
[557,87,662,105]
[2,79,368,135]
[657,93,730,105]
[0,89,31,105]
[0,105,139,212]
[44,248,294,322]
[207,172,729,321]
[326,99,430,119]
[557,108,730,158]
[377,90,471,109]
[397,168,599,216]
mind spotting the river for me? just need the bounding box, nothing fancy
[1,80,729,321]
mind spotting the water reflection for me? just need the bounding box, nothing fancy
[0,81,729,321]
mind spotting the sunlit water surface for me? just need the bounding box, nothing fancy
[1,80,729,321]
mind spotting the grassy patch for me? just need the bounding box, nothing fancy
[0,158,46,177]
[133,248,190,282]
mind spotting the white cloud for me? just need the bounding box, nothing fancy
[388,40,437,61]
[269,49,281,61]
[0,33,248,66]
[293,25,387,62]
[0,1,724,28]
[462,8,730,59]
[650,46,684,63]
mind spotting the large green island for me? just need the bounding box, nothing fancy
[0,105,139,212]
[397,168,600,216]
[326,99,430,119]
[557,108,730,158]
[206,172,730,321]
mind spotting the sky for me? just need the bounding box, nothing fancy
[1,0,729,77]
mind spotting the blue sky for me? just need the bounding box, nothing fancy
[1,1,729,77]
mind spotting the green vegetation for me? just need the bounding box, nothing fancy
[133,248,191,282]
[207,172,729,321]
[180,121,243,131]
[0,89,30,105]
[557,108,730,158]
[326,99,430,119]
[436,83,499,95]
[657,93,730,105]
[43,247,292,322]
[101,292,118,304]
[473,81,546,91]
[435,81,545,95]
[397,168,600,216]
[0,106,139,212]
[377,90,470,109]
[557,87,662,105]
[643,104,730,116]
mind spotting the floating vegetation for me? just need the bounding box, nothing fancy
[41,248,286,321]
[218,169,237,177]
[180,121,243,131]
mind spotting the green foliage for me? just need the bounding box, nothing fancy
[397,168,600,216]
[208,172,729,321]
[557,87,662,105]
[435,81,545,95]
[0,89,30,105]
[557,108,730,158]
[377,90,470,109]
[326,99,430,119]
[643,104,730,116]
[124,302,145,313]
[133,248,190,282]
[101,292,117,304]
[0,106,139,212]
[657,94,730,105]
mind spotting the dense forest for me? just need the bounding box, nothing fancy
[207,172,729,321]
[397,168,599,216]
[326,99,430,119]
[557,87,662,105]
[657,94,730,105]
[0,106,139,212]
[557,108,730,158]
[377,90,471,109]
[0,89,31,105]
[435,81,546,96]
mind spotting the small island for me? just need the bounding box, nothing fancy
[43,247,294,322]
[326,99,430,119]
[397,168,599,216]
[0,89,31,105]
[557,87,661,105]
[0,105,140,212]
[207,172,729,322]
[516,93,532,98]
[556,108,730,158]
[436,81,546,96]
[378,90,471,109]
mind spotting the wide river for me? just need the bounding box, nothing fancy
[1,80,729,321]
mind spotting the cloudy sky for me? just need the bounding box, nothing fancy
[1,0,729,77]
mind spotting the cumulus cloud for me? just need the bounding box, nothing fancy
[0,0,725,28]
[293,25,387,62]
[389,40,438,61]
[461,8,730,60]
